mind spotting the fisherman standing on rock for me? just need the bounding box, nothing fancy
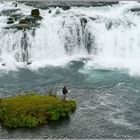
[62,86,69,100]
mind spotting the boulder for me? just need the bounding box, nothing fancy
[19,19,29,24]
[5,24,31,30]
[129,8,140,12]
[12,2,18,7]
[5,9,42,30]
[61,6,71,11]
[10,13,24,21]
[31,9,39,17]
[0,9,21,16]
[89,17,96,21]
[80,18,87,28]
[7,18,14,24]
[25,15,42,23]
[48,9,52,13]
[27,62,32,65]
[2,63,5,66]
[31,9,43,20]
[80,18,87,24]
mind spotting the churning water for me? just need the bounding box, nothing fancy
[1,1,140,139]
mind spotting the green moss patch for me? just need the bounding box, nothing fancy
[0,94,76,128]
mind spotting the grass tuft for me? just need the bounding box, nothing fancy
[0,93,76,128]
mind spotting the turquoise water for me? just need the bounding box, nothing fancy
[0,60,140,138]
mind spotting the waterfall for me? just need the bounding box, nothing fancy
[0,1,140,75]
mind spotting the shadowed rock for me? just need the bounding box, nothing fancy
[31,9,42,20]
[7,18,14,24]
[59,5,71,10]
[89,17,96,21]
[2,63,6,66]
[130,8,140,12]
[10,13,24,21]
[0,9,21,16]
[5,9,42,30]
[80,18,87,28]
[27,62,32,65]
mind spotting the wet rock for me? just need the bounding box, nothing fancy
[80,18,87,24]
[12,2,18,7]
[89,17,96,21]
[31,9,40,17]
[5,19,40,30]
[0,9,21,16]
[5,9,42,30]
[130,8,140,12]
[10,13,24,21]
[19,19,29,24]
[61,6,71,10]
[7,18,14,24]
[48,9,52,13]
[2,63,5,66]
[27,62,32,65]
[5,24,31,30]
[25,15,42,23]
[31,9,42,20]
[80,18,87,28]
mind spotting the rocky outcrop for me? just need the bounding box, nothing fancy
[7,18,14,24]
[0,9,21,16]
[31,9,43,20]
[2,63,6,66]
[129,8,140,12]
[27,62,32,65]
[5,9,42,30]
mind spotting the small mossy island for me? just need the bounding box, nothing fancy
[0,94,76,128]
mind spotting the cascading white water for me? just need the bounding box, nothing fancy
[0,1,140,75]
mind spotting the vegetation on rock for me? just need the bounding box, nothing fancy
[0,93,76,128]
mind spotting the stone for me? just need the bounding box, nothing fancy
[7,18,14,24]
[0,9,21,16]
[5,9,42,30]
[31,9,43,20]
[61,6,71,11]
[31,9,40,17]
[10,13,24,21]
[89,17,96,21]
[48,9,52,13]
[130,8,140,12]
[2,63,5,66]
[27,62,32,65]
[19,19,29,24]
[80,18,87,24]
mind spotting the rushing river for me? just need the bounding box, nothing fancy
[0,1,140,139]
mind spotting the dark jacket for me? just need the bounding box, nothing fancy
[63,87,68,94]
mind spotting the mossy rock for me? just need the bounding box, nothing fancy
[31,9,42,20]
[0,94,76,128]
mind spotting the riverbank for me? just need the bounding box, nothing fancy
[0,93,76,128]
